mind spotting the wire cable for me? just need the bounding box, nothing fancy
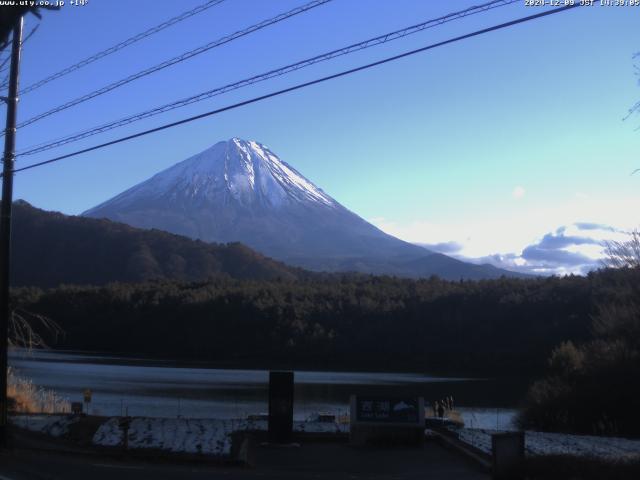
[17,0,518,157]
[11,3,580,175]
[19,0,228,95]
[14,0,333,131]
[0,24,39,90]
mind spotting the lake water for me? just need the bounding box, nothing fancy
[9,349,522,430]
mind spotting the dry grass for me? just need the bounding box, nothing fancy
[6,307,68,414]
[7,367,70,414]
[447,410,465,427]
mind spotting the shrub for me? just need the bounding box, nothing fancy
[7,367,70,414]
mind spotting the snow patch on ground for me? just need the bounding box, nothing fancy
[10,415,78,437]
[92,417,348,457]
[93,418,234,456]
[453,428,640,460]
[17,413,636,461]
[92,417,124,447]
[294,420,349,434]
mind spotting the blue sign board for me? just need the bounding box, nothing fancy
[355,397,419,423]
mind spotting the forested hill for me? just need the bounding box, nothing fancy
[10,201,302,287]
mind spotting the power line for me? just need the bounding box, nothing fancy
[14,0,333,131]
[17,0,519,157]
[20,23,39,46]
[0,52,12,73]
[19,0,228,95]
[11,3,580,175]
[0,24,38,90]
[0,46,14,73]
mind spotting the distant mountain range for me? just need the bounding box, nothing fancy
[11,201,300,287]
[83,138,525,280]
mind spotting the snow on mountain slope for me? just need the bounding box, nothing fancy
[86,138,335,213]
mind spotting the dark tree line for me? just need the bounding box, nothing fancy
[12,271,606,377]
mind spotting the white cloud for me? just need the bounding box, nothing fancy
[512,186,526,199]
[368,192,640,275]
[564,243,605,259]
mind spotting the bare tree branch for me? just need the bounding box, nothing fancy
[602,229,640,269]
[624,52,640,121]
[9,308,63,350]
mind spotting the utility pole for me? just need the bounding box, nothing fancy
[0,15,23,447]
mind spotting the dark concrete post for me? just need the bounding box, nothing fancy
[492,431,525,480]
[268,371,294,444]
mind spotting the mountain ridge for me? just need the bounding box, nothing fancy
[10,200,302,287]
[83,138,527,280]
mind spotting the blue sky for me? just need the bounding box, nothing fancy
[7,0,640,275]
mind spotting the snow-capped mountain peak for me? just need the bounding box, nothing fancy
[92,138,335,212]
[83,137,428,261]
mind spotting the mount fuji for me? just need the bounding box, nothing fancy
[84,138,521,279]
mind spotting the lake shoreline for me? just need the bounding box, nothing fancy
[9,346,532,382]
[9,349,525,425]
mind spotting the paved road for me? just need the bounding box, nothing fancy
[0,442,489,480]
